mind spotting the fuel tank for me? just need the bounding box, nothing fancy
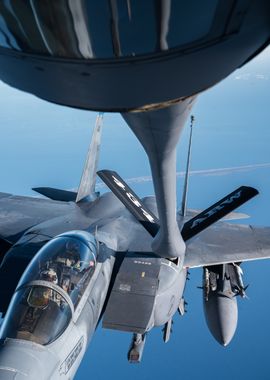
[203,265,238,346]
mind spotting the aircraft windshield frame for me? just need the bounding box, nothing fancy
[0,283,73,346]
[0,232,98,346]
[21,280,75,315]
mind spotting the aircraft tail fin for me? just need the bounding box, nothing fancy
[76,113,103,203]
[32,113,103,203]
[97,170,160,237]
[181,115,194,217]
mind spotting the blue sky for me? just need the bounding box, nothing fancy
[0,46,270,379]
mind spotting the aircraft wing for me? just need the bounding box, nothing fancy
[0,192,73,243]
[184,222,270,268]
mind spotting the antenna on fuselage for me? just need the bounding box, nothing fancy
[180,115,194,217]
[76,112,103,203]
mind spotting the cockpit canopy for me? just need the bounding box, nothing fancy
[0,231,98,346]
[19,230,98,306]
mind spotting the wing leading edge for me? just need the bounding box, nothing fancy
[184,223,270,268]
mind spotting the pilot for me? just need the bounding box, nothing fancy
[55,239,80,266]
[41,268,58,284]
[65,239,81,269]
[28,286,52,309]
[61,277,70,293]
[28,268,59,307]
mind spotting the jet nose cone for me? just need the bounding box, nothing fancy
[0,368,25,379]
[204,292,238,346]
[0,339,58,380]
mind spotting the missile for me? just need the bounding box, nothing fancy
[163,319,173,343]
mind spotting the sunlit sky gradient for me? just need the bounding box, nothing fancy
[0,46,270,379]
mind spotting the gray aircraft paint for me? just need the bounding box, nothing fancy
[0,185,269,378]
[0,2,269,110]
[0,2,269,377]
[76,113,103,203]
[0,4,269,260]
[0,183,268,373]
[0,117,268,377]
[122,98,196,260]
[0,236,116,380]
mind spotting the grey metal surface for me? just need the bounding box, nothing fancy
[103,253,161,333]
[0,8,269,374]
[97,170,159,237]
[122,100,196,260]
[204,290,238,346]
[203,265,239,346]
[181,116,194,217]
[0,13,269,369]
[0,194,74,243]
[0,2,269,110]
[0,339,58,380]
[0,181,268,377]
[0,191,269,269]
[0,113,268,377]
[32,187,77,202]
[0,236,116,379]
[184,222,270,268]
[0,187,269,267]
[76,113,103,202]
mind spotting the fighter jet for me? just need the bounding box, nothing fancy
[0,1,270,263]
[0,115,269,379]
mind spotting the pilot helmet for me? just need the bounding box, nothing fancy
[65,240,80,256]
[41,268,58,284]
